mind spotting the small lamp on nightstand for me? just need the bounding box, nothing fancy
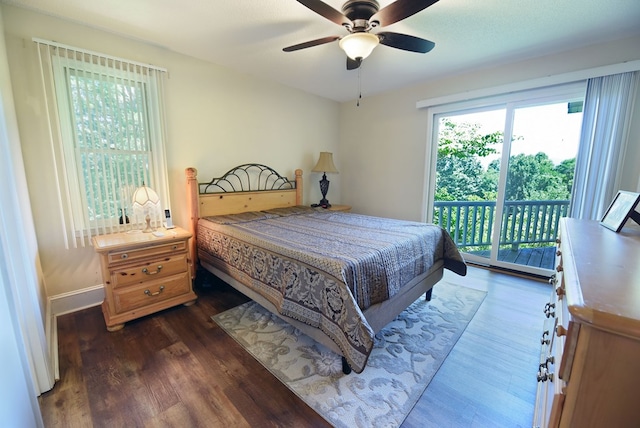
[311,152,339,208]
[131,183,161,233]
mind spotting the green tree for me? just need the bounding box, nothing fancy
[555,158,576,195]
[482,160,500,201]
[436,119,575,202]
[438,119,502,159]
[436,119,501,201]
[504,153,570,201]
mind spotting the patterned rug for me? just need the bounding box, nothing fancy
[212,283,486,427]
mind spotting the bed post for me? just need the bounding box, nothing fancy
[295,169,303,206]
[185,167,199,279]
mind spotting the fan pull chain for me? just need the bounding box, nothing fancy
[357,64,362,107]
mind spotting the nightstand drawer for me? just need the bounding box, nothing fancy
[112,272,191,313]
[111,253,188,288]
[107,240,187,265]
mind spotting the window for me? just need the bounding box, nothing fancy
[35,39,170,247]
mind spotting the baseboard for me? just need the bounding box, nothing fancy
[46,284,105,381]
[49,284,105,317]
[45,299,58,381]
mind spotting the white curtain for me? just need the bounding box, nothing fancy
[1,11,54,408]
[570,71,640,219]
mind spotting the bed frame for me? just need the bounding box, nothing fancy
[185,164,444,373]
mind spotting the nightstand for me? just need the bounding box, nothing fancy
[327,204,351,212]
[93,226,197,331]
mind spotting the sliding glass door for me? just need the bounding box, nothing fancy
[428,85,586,275]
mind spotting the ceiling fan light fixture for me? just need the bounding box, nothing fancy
[339,32,379,60]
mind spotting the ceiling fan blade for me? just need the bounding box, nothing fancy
[296,0,352,26]
[371,0,440,27]
[283,36,340,52]
[346,57,362,70]
[378,32,435,53]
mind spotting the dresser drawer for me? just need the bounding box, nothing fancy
[111,253,188,288]
[107,240,187,265]
[112,272,191,313]
[534,238,568,428]
[534,287,561,427]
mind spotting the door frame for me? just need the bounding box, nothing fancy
[422,82,586,276]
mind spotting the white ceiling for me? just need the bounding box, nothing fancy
[4,0,640,102]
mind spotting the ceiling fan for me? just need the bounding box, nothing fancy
[283,0,439,70]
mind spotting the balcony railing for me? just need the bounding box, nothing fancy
[433,199,569,252]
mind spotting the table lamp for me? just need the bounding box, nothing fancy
[131,183,161,233]
[311,152,339,208]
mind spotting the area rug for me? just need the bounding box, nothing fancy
[212,283,486,428]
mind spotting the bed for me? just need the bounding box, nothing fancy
[186,164,467,374]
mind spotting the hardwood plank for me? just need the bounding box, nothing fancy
[142,402,195,428]
[40,266,549,427]
[165,295,331,427]
[151,341,251,427]
[38,314,93,428]
[401,267,549,427]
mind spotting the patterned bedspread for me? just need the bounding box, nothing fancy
[197,206,466,373]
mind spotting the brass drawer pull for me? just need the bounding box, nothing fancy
[544,303,556,318]
[541,330,550,345]
[539,356,555,371]
[144,285,165,296]
[142,265,163,275]
[121,253,129,259]
[537,369,554,383]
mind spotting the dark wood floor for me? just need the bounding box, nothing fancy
[39,266,551,427]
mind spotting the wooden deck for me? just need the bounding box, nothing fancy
[466,245,557,270]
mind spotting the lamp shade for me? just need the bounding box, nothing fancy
[131,184,160,233]
[312,152,339,174]
[339,32,379,60]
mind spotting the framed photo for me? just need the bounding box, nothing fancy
[600,191,640,232]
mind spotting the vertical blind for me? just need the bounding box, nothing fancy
[34,39,170,248]
[570,71,640,219]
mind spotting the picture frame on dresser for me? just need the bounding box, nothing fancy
[599,190,640,232]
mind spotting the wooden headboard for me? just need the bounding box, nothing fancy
[185,164,303,273]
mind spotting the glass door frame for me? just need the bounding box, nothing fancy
[423,82,586,276]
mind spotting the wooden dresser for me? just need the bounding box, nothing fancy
[534,218,640,427]
[93,226,197,331]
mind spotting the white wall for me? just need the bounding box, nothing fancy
[2,4,340,301]
[339,35,640,221]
